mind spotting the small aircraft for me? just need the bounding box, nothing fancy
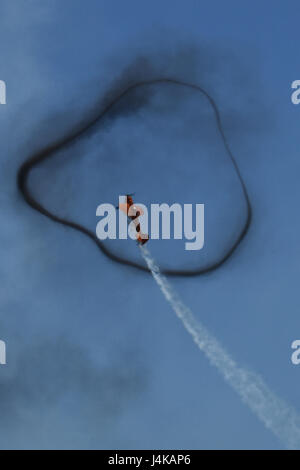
[118,194,149,245]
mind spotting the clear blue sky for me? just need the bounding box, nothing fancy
[0,0,300,449]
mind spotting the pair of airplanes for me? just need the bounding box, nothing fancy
[117,194,149,245]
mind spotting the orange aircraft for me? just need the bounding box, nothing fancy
[118,194,149,245]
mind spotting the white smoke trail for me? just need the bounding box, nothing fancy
[140,245,300,449]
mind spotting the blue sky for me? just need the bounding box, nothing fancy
[1,0,300,449]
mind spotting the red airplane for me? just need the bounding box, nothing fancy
[118,195,149,245]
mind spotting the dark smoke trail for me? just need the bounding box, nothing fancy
[17,78,252,277]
